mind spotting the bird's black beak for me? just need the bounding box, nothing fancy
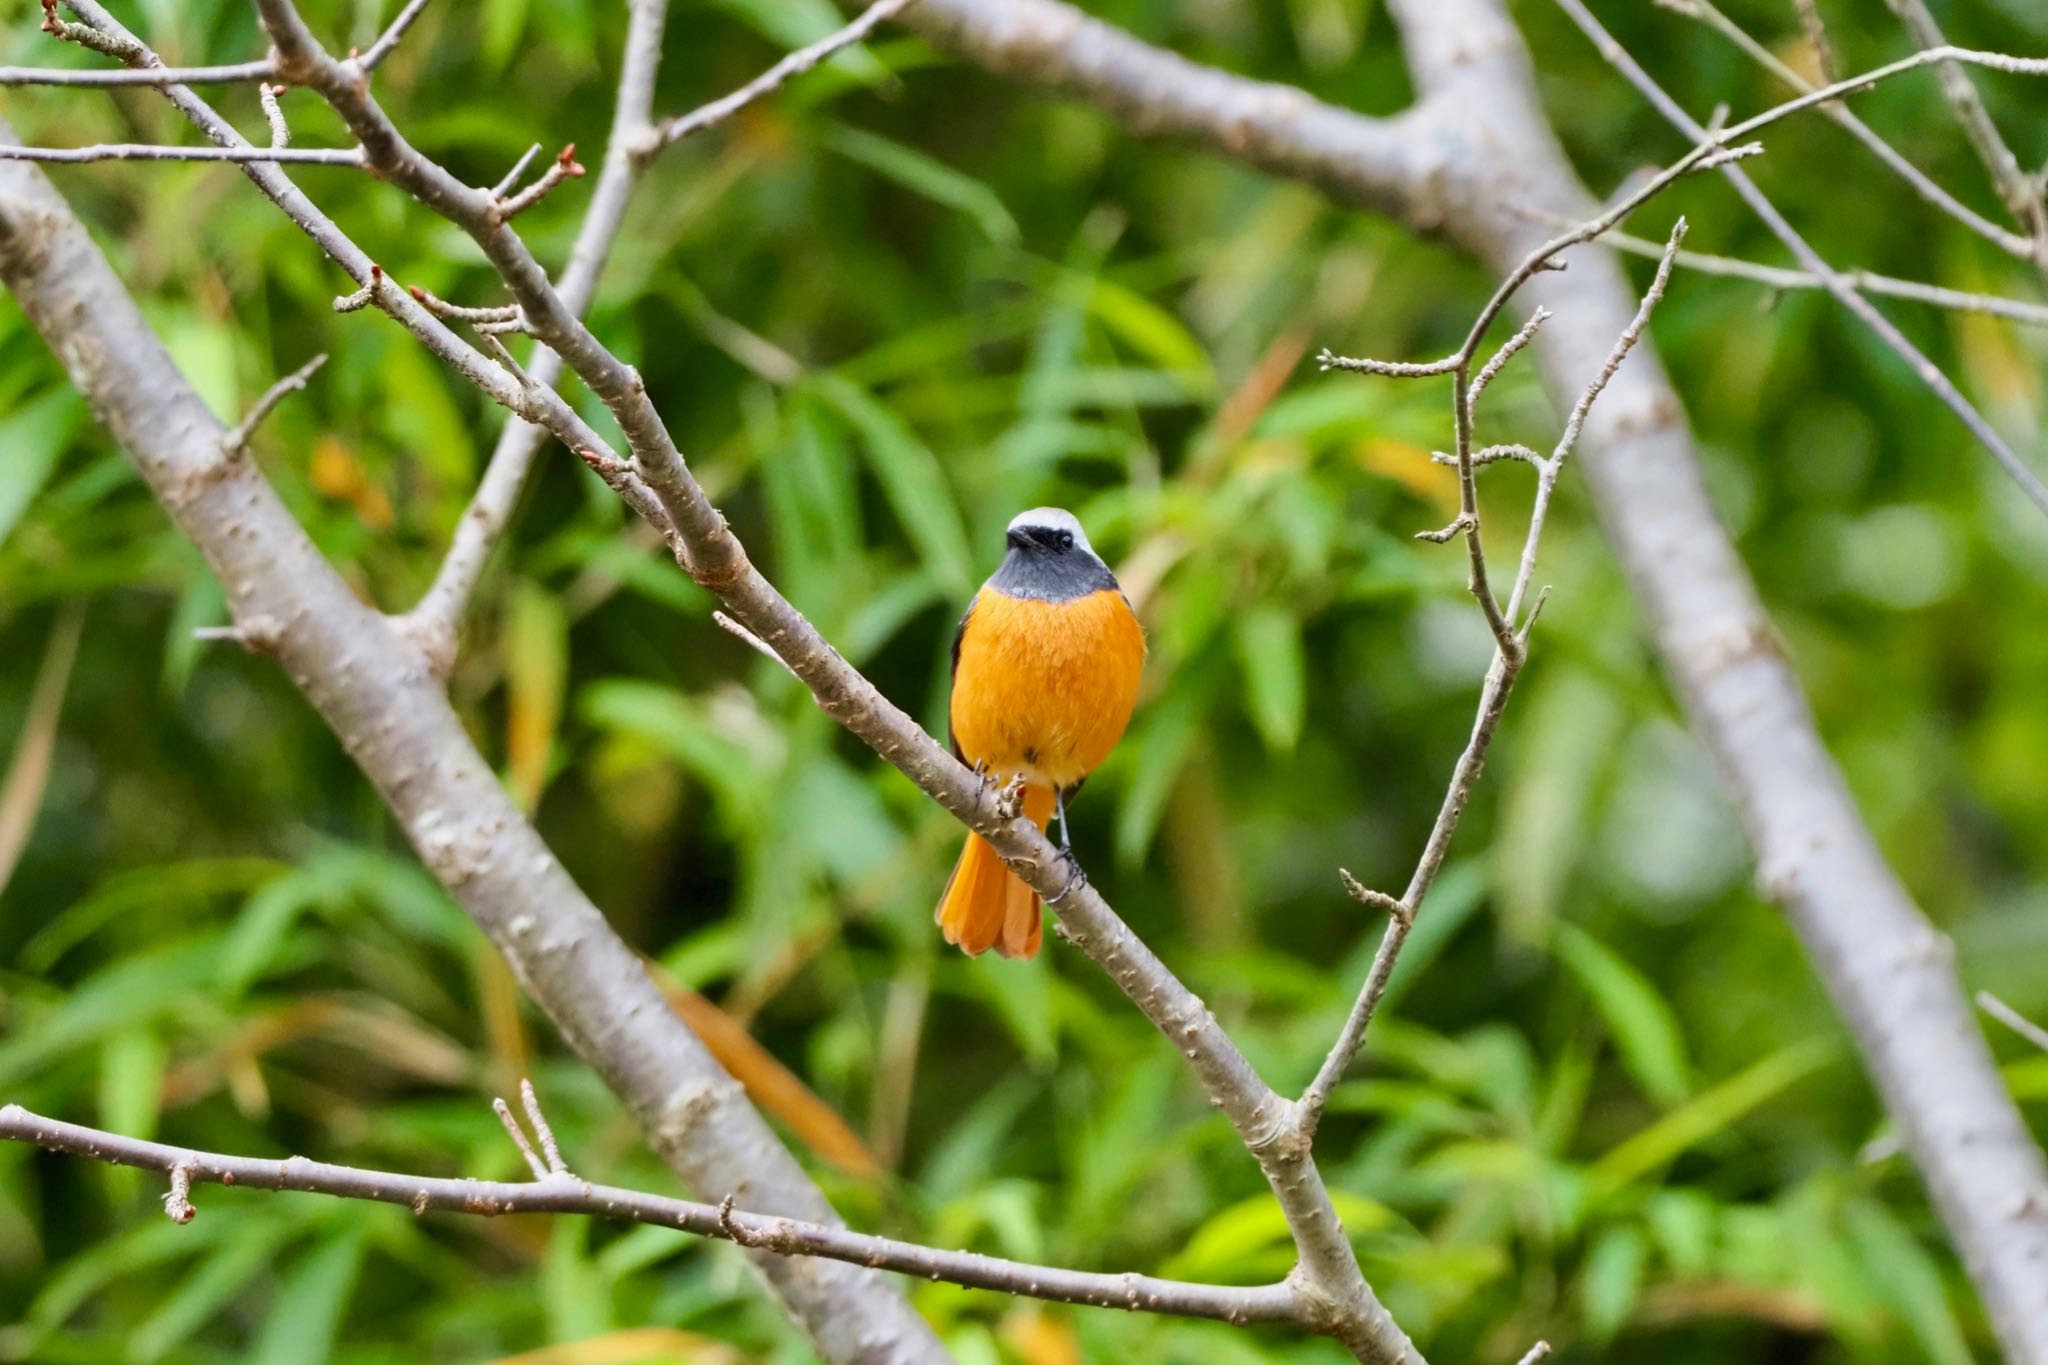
[1006,528,1031,551]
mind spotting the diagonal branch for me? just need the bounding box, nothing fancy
[647,0,920,151]
[236,7,1414,1351]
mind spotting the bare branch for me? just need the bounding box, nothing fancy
[492,144,585,221]
[219,352,327,457]
[491,1093,550,1181]
[1554,0,2048,521]
[1467,308,1549,411]
[0,57,273,86]
[406,284,521,325]
[1658,0,2038,260]
[1301,220,1688,1137]
[355,0,436,74]
[0,141,365,166]
[1515,1344,1552,1365]
[1978,991,2048,1054]
[1529,213,2048,327]
[0,99,952,1363]
[648,0,920,150]
[0,1103,1305,1329]
[400,0,671,670]
[1317,348,1462,378]
[1882,0,2047,254]
[257,82,290,149]
[487,142,543,199]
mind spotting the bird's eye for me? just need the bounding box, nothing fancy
[1055,530,1074,549]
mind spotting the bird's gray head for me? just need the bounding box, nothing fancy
[991,507,1117,601]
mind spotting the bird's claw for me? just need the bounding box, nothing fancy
[1047,846,1088,905]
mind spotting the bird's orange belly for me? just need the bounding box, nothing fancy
[949,587,1145,791]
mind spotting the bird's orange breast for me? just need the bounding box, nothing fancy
[949,586,1145,791]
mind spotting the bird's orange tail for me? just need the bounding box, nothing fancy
[936,785,1056,959]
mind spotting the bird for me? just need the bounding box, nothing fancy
[935,507,1146,959]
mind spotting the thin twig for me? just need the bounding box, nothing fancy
[1658,0,2036,261]
[1523,210,2048,328]
[1298,220,1690,1137]
[354,0,435,74]
[0,1104,1305,1328]
[0,58,273,86]
[258,82,289,149]
[0,142,366,166]
[1790,0,1836,83]
[492,1094,549,1181]
[219,353,326,457]
[1978,991,2048,1054]
[492,144,585,220]
[1515,1344,1552,1365]
[1882,0,2047,255]
[647,0,920,150]
[406,284,520,324]
[1553,0,2048,521]
[519,1079,569,1176]
[487,142,542,199]
[162,1162,195,1224]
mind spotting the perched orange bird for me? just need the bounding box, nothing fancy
[936,508,1146,959]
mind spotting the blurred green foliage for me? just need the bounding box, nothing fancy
[2,0,2046,1361]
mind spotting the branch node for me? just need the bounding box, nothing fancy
[162,1163,197,1223]
[334,263,385,313]
[220,353,326,458]
[1415,513,1475,544]
[1338,870,1413,927]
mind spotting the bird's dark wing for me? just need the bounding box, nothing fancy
[946,594,973,760]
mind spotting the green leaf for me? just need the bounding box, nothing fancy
[504,579,569,811]
[0,388,82,548]
[130,1220,296,1362]
[1161,1191,1395,1282]
[252,1226,367,1365]
[1231,604,1306,752]
[1580,1223,1647,1341]
[1552,923,1692,1107]
[1844,1199,1974,1365]
[822,127,1021,246]
[1085,279,1215,394]
[1587,1039,1833,1197]
[811,374,975,595]
[1494,668,1624,942]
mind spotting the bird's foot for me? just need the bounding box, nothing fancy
[1047,846,1089,905]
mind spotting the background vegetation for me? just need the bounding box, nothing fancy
[2,0,2045,1360]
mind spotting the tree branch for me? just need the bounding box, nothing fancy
[1979,992,2048,1055]
[647,0,920,151]
[0,111,953,1365]
[1302,222,1687,1134]
[0,141,365,165]
[399,0,670,674]
[0,1101,1303,1328]
[1553,1,2048,520]
[871,0,2048,1357]
[1531,214,2048,327]
[1655,0,2038,261]
[226,7,1416,1353]
[1881,0,2048,261]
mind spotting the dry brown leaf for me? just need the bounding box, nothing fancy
[653,967,880,1178]
[489,1326,747,1365]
